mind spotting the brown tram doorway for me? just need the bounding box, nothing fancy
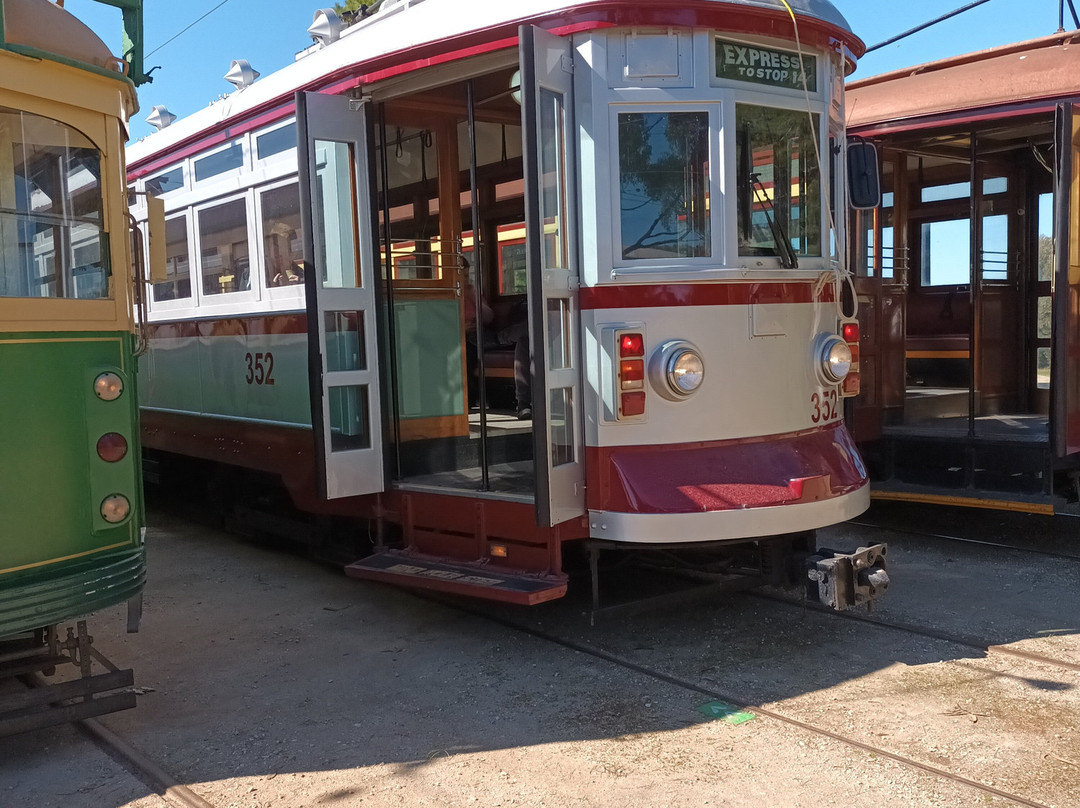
[850,119,1059,505]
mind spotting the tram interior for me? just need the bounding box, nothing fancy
[373,66,537,496]
[855,115,1055,493]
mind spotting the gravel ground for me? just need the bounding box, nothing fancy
[1,503,1078,807]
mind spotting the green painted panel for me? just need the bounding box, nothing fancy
[139,331,311,426]
[393,299,465,419]
[0,332,141,573]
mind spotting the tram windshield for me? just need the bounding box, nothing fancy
[0,107,108,299]
[736,105,821,262]
[618,111,711,260]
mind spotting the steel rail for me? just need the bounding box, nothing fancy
[848,519,1080,563]
[751,591,1080,674]
[79,716,217,808]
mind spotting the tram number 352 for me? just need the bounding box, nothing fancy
[244,352,276,386]
[810,389,840,423]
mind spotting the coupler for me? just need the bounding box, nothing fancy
[806,544,889,610]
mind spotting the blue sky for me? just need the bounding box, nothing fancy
[62,0,1075,141]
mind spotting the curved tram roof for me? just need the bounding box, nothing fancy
[847,31,1080,135]
[128,0,861,173]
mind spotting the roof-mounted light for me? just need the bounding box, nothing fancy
[224,60,259,90]
[309,9,343,46]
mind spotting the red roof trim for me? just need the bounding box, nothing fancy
[128,2,858,176]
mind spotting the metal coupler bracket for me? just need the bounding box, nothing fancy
[806,543,889,610]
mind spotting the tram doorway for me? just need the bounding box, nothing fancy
[851,120,1057,498]
[298,29,586,526]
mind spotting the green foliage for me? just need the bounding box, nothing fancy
[333,0,377,13]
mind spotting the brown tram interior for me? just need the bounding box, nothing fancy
[851,114,1057,495]
[372,67,538,495]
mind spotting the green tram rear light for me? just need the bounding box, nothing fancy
[100,494,131,523]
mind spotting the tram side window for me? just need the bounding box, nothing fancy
[618,111,710,260]
[736,105,821,261]
[0,107,109,299]
[260,184,304,287]
[146,166,185,197]
[198,199,250,296]
[153,216,191,302]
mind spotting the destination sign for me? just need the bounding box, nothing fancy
[715,39,817,92]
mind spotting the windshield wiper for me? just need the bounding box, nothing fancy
[750,172,799,269]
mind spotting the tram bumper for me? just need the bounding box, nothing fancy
[806,544,889,610]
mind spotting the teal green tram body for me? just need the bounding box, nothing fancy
[0,0,155,734]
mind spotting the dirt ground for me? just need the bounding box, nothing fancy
[2,503,1080,808]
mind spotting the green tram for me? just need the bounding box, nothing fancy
[0,0,158,734]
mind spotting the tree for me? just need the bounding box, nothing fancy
[333,0,377,16]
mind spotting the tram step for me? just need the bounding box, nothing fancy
[345,550,567,606]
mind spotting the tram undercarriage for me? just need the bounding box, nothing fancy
[0,623,138,737]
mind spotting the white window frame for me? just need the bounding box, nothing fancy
[609,101,724,274]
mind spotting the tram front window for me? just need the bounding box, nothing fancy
[617,111,710,260]
[736,105,821,261]
[0,107,108,299]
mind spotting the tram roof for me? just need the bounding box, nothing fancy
[127,0,859,174]
[847,31,1080,136]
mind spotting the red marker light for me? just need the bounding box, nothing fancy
[842,322,860,343]
[619,333,644,357]
[96,433,128,463]
[621,391,646,417]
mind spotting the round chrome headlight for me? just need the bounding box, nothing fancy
[667,348,705,395]
[649,340,705,400]
[820,336,852,383]
[94,372,124,401]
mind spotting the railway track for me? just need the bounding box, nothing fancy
[848,518,1080,563]
[34,583,1065,808]
[752,590,1080,674]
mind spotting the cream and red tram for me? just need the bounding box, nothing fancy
[128,0,884,608]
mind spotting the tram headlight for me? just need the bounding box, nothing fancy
[94,372,124,401]
[101,494,131,523]
[668,349,704,395]
[818,336,853,383]
[649,340,705,400]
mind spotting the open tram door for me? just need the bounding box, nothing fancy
[297,91,386,500]
[520,25,587,526]
[1054,102,1080,463]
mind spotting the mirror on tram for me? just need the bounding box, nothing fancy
[847,138,881,210]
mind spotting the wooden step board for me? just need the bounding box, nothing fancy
[345,550,567,605]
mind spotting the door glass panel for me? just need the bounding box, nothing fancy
[981,214,1008,280]
[1037,296,1052,340]
[539,89,568,269]
[549,387,574,467]
[314,140,360,289]
[921,219,970,286]
[546,298,571,370]
[619,111,710,260]
[325,311,366,372]
[328,385,371,451]
[1037,347,1051,389]
[1038,192,1054,281]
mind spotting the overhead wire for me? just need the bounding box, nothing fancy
[777,0,856,319]
[146,0,236,59]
